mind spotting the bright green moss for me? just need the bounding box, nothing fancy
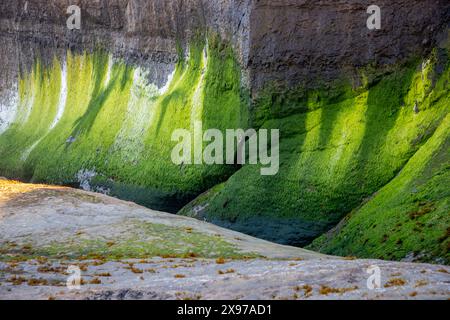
[180,49,450,250]
[309,115,449,263]
[0,58,62,178]
[0,36,249,212]
[308,52,450,263]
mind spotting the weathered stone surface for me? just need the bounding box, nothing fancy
[0,0,448,95]
[2,258,450,300]
[0,179,448,300]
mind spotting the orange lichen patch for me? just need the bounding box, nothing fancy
[437,268,449,274]
[215,257,226,264]
[27,278,49,286]
[185,227,193,233]
[160,254,177,259]
[89,278,102,285]
[174,274,186,278]
[409,292,418,297]
[183,294,202,300]
[35,256,48,264]
[130,267,143,274]
[77,264,88,272]
[415,280,429,287]
[7,275,27,285]
[95,272,111,277]
[37,266,67,274]
[319,285,358,295]
[91,260,106,266]
[384,278,406,288]
[243,256,256,261]
[182,252,198,258]
[87,254,107,261]
[48,296,56,300]
[218,268,235,275]
[302,285,313,297]
[175,292,202,300]
[293,285,313,297]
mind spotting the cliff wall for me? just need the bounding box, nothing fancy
[0,0,448,262]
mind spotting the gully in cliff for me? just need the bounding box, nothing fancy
[171,121,279,176]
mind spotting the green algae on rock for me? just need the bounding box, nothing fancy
[0,29,449,265]
[179,49,450,258]
[0,37,249,213]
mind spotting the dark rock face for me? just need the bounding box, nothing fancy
[1,0,448,94]
[209,216,333,247]
[0,1,448,249]
[249,0,450,92]
[0,0,251,87]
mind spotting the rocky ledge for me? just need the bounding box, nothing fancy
[0,179,448,300]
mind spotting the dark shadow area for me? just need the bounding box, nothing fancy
[154,89,183,135]
[68,54,134,140]
[70,77,118,138]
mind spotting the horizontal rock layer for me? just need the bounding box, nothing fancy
[0,0,448,94]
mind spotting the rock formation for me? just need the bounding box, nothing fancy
[0,0,449,263]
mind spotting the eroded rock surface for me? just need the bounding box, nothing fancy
[0,179,448,300]
[0,0,448,96]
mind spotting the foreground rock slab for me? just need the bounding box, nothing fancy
[1,258,450,300]
[0,179,449,300]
